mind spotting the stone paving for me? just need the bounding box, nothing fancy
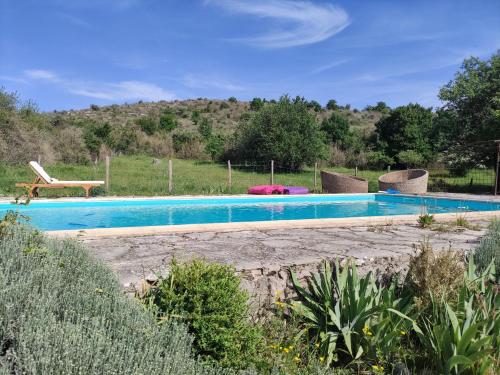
[84,219,490,308]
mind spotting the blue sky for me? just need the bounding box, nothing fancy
[1,0,499,111]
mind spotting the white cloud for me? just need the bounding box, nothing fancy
[206,0,350,48]
[69,81,175,101]
[25,69,60,81]
[183,74,245,91]
[310,59,349,74]
[24,69,175,101]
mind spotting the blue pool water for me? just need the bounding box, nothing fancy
[1,194,499,231]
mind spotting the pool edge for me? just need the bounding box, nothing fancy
[46,210,500,238]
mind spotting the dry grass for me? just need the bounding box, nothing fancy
[405,240,465,307]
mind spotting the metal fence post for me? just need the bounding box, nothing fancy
[105,156,110,193]
[270,160,274,185]
[168,159,173,194]
[227,160,232,191]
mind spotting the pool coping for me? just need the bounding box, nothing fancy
[2,193,499,238]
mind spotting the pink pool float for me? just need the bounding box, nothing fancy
[284,186,309,195]
[247,185,285,195]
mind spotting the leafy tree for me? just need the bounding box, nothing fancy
[307,100,322,112]
[375,103,434,163]
[159,110,179,132]
[0,88,18,111]
[234,95,326,170]
[321,112,351,146]
[205,134,225,160]
[326,99,339,111]
[436,51,500,167]
[397,150,424,168]
[227,96,237,103]
[136,116,158,135]
[83,121,113,154]
[365,151,394,169]
[249,97,264,111]
[365,101,391,114]
[197,117,213,139]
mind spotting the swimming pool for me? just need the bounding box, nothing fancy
[1,194,500,232]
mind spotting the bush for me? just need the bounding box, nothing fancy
[321,112,351,147]
[136,116,158,135]
[144,259,263,369]
[291,261,414,369]
[365,151,394,170]
[172,132,204,159]
[326,99,339,111]
[0,216,225,374]
[205,135,225,160]
[227,97,237,103]
[474,220,500,280]
[249,97,264,111]
[159,110,179,133]
[405,241,464,307]
[233,95,326,171]
[397,150,424,168]
[198,117,213,139]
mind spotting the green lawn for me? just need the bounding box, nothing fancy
[0,155,495,197]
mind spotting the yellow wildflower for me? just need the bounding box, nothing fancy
[288,345,294,350]
[362,325,373,336]
[269,344,278,350]
[315,342,320,348]
[319,356,325,363]
[372,364,384,371]
[293,356,300,363]
[283,347,289,353]
[400,330,407,336]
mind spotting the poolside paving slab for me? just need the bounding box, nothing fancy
[83,219,490,310]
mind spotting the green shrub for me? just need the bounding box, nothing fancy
[0,216,226,374]
[326,99,339,111]
[365,151,394,169]
[227,97,237,103]
[290,261,415,369]
[413,259,499,374]
[417,213,435,228]
[144,259,263,369]
[205,135,225,160]
[136,116,158,135]
[405,241,465,308]
[249,98,264,111]
[159,110,179,133]
[474,220,500,280]
[397,150,424,168]
[198,117,213,139]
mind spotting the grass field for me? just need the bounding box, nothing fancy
[0,155,495,198]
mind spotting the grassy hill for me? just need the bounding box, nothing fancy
[52,99,381,136]
[0,91,383,166]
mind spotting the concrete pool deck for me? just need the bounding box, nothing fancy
[82,217,493,308]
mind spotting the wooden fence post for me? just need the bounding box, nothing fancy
[354,166,358,177]
[387,165,391,173]
[495,141,500,195]
[168,159,173,194]
[105,156,110,193]
[37,154,41,164]
[270,160,274,185]
[227,160,232,191]
[314,162,318,191]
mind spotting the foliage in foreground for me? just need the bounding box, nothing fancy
[144,259,264,370]
[474,220,500,280]
[0,213,227,375]
[290,239,500,374]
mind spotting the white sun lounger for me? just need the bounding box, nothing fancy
[16,161,104,198]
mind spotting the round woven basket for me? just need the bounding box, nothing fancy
[320,171,368,193]
[378,169,428,194]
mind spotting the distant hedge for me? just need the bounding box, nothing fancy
[0,214,228,375]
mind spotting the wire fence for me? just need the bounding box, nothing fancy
[1,141,499,197]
